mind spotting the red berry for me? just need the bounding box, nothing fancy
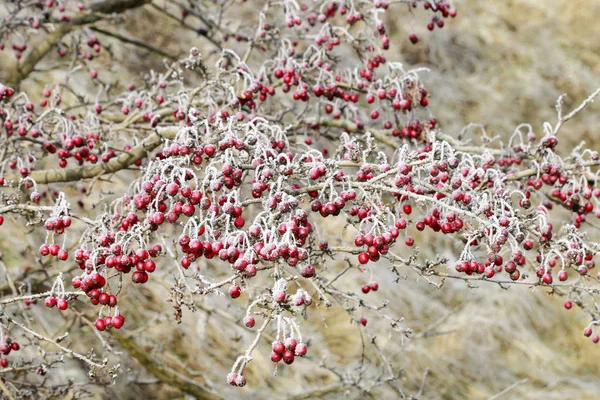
[39,244,50,256]
[272,341,285,354]
[112,315,125,329]
[284,338,297,351]
[95,319,106,331]
[564,301,572,310]
[358,252,369,264]
[57,249,69,261]
[273,291,286,302]
[235,375,246,387]
[558,270,568,281]
[301,265,316,278]
[204,144,216,157]
[271,352,282,362]
[57,298,68,310]
[49,244,60,256]
[227,372,238,385]
[295,343,308,356]
[132,271,148,284]
[45,296,56,308]
[542,273,553,285]
[282,350,295,364]
[229,285,241,298]
[234,217,245,228]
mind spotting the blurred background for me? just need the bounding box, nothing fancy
[1,0,599,399]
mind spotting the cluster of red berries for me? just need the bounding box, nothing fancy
[70,270,126,331]
[0,85,15,101]
[276,214,315,247]
[355,164,381,182]
[392,120,429,139]
[526,163,569,189]
[497,157,523,168]
[356,225,402,265]
[94,314,125,331]
[81,239,161,277]
[236,81,277,109]
[54,133,105,168]
[86,34,102,55]
[583,327,600,344]
[39,87,59,108]
[270,338,307,365]
[226,372,247,387]
[44,295,69,310]
[417,209,464,235]
[44,216,71,235]
[361,281,379,294]
[314,33,341,51]
[39,243,69,261]
[409,0,457,43]
[66,235,162,330]
[1,1,87,58]
[179,234,248,270]
[1,91,116,171]
[251,229,309,267]
[310,191,355,218]
[549,185,598,228]
[0,337,21,368]
[455,260,490,277]
[536,244,595,276]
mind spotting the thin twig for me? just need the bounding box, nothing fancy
[487,378,529,400]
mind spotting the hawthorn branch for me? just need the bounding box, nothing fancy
[5,0,151,86]
[0,291,85,305]
[6,23,74,87]
[505,159,600,182]
[149,3,223,50]
[2,313,106,369]
[300,117,506,155]
[369,335,406,398]
[0,380,15,400]
[29,126,178,184]
[90,27,178,60]
[554,87,600,136]
[0,204,54,215]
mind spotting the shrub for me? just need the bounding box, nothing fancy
[0,0,598,397]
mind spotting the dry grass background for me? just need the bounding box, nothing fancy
[1,0,600,399]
